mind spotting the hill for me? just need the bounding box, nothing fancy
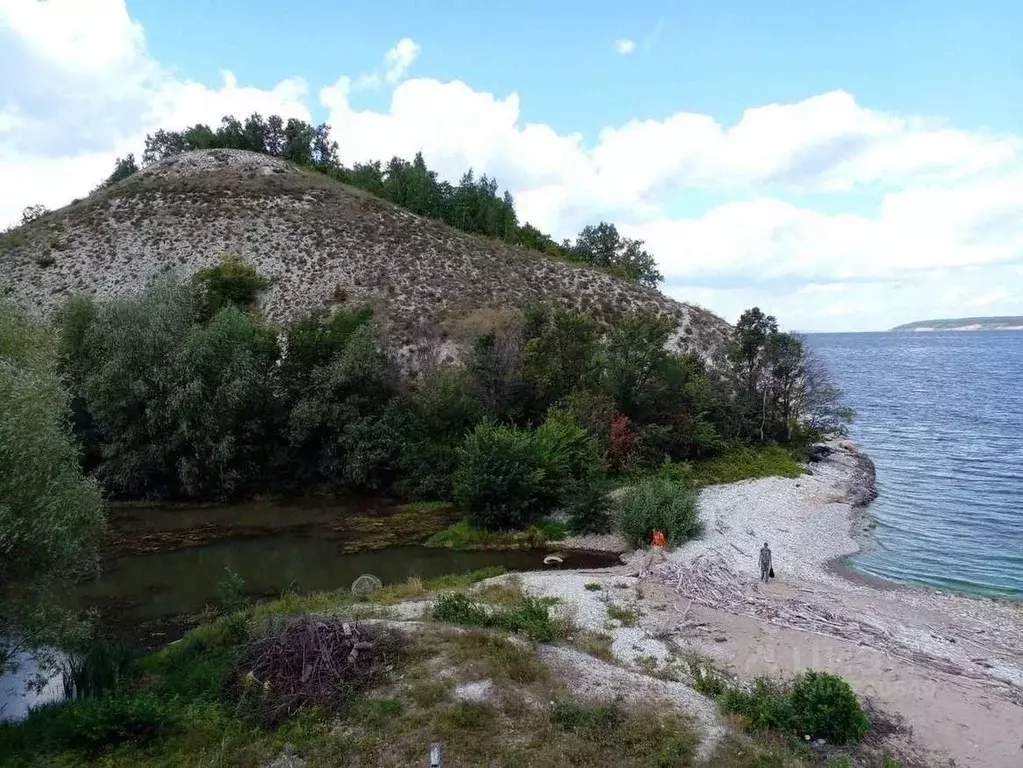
[890,316,1023,332]
[0,149,729,367]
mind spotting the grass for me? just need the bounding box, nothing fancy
[424,519,567,550]
[606,604,639,627]
[362,566,506,604]
[687,445,804,488]
[574,631,615,662]
[433,592,565,642]
[0,597,857,768]
[584,581,602,591]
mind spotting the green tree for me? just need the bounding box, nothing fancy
[454,422,545,530]
[105,154,138,186]
[397,369,486,500]
[71,277,198,498]
[1,302,105,671]
[571,222,663,288]
[169,306,281,499]
[287,325,401,491]
[522,307,598,411]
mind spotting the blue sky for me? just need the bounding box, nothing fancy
[130,0,1022,137]
[2,0,1022,331]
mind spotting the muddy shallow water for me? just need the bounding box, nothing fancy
[1,498,619,721]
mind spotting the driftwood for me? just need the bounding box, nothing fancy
[654,556,1023,706]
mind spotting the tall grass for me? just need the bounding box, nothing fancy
[60,639,135,701]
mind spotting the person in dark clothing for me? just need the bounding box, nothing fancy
[759,542,773,582]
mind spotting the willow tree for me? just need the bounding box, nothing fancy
[0,302,105,672]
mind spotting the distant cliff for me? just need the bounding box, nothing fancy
[890,316,1023,332]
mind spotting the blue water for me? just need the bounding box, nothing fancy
[807,331,1023,600]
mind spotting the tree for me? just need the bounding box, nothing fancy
[264,115,285,156]
[71,277,199,498]
[169,306,280,499]
[282,118,315,165]
[105,154,138,186]
[142,128,186,165]
[311,123,338,169]
[19,204,48,226]
[286,325,401,491]
[571,222,663,288]
[1,302,105,672]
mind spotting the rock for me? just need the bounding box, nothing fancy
[454,679,494,703]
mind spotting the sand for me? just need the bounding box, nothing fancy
[521,441,1023,767]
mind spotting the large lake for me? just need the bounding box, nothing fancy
[808,331,1023,599]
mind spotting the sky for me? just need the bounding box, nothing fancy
[2,0,1021,331]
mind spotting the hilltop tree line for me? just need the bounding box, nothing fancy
[103,113,662,288]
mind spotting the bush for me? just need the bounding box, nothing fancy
[719,670,868,745]
[721,677,794,733]
[790,670,869,744]
[0,693,177,755]
[192,252,269,320]
[615,477,702,547]
[433,593,562,642]
[532,409,599,509]
[454,422,545,530]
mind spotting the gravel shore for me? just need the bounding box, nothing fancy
[518,441,1023,767]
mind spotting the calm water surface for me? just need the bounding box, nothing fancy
[807,331,1023,599]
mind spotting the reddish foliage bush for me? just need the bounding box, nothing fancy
[606,413,638,470]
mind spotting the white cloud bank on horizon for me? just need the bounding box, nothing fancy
[2,0,1021,331]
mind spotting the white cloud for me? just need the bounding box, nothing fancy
[347,37,421,92]
[384,38,421,84]
[3,3,1021,331]
[0,0,310,226]
[613,39,636,55]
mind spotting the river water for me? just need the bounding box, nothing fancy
[807,331,1023,599]
[1,499,617,720]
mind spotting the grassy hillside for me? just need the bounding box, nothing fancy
[0,149,728,367]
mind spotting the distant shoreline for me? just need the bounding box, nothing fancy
[890,315,1023,332]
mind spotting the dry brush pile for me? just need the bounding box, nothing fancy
[239,616,406,725]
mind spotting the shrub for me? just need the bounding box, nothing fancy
[721,677,795,733]
[433,593,561,641]
[531,408,602,509]
[454,422,545,530]
[216,565,248,615]
[790,670,869,744]
[615,477,702,547]
[718,670,869,745]
[192,252,269,320]
[0,693,177,755]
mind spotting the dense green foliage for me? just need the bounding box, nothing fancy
[720,670,870,744]
[44,257,848,550]
[104,112,663,288]
[615,477,702,547]
[0,302,105,669]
